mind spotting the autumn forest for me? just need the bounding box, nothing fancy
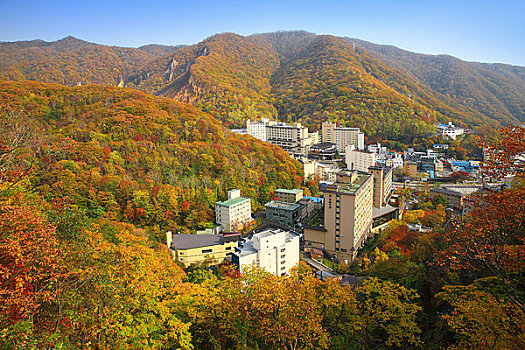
[1,30,525,349]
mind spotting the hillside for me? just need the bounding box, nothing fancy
[127,33,280,128]
[0,36,174,87]
[1,32,524,140]
[269,35,498,141]
[345,37,525,124]
[0,80,303,240]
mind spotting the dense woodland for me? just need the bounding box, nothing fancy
[1,31,525,349]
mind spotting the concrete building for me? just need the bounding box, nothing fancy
[232,228,300,276]
[429,185,480,214]
[215,189,252,231]
[322,122,365,153]
[304,170,374,261]
[404,161,418,177]
[265,200,302,227]
[275,188,304,203]
[309,142,337,159]
[369,166,393,208]
[346,145,376,172]
[266,122,318,158]
[167,232,239,268]
[436,122,465,140]
[246,118,272,141]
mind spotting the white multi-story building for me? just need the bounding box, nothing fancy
[247,119,318,158]
[231,228,300,276]
[246,118,273,142]
[436,122,464,140]
[215,189,252,232]
[322,122,365,153]
[345,145,376,172]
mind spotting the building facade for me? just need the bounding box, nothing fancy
[345,145,376,172]
[436,122,465,140]
[275,188,304,203]
[231,228,300,276]
[369,166,393,208]
[167,232,239,268]
[322,122,365,153]
[304,170,374,261]
[246,118,272,141]
[265,200,302,227]
[215,189,252,231]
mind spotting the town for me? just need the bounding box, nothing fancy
[166,118,493,279]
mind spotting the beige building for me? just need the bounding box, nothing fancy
[345,145,376,172]
[322,122,365,153]
[275,188,304,203]
[215,189,252,231]
[404,161,418,177]
[267,122,318,158]
[369,166,393,208]
[232,228,300,276]
[304,170,373,261]
[167,232,239,268]
[246,118,273,141]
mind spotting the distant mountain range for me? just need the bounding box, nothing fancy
[1,31,524,141]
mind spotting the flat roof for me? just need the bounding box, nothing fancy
[216,196,250,207]
[265,200,301,210]
[324,173,371,195]
[170,234,225,250]
[373,205,398,219]
[276,188,303,195]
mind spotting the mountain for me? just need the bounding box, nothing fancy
[345,37,525,124]
[126,33,279,128]
[1,31,524,141]
[0,36,177,87]
[0,80,303,239]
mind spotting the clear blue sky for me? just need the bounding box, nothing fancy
[0,0,524,66]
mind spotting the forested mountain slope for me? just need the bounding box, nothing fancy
[345,37,525,124]
[0,36,176,87]
[0,80,302,239]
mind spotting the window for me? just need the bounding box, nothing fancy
[225,247,231,250]
[202,249,212,253]
[180,258,184,261]
[179,252,184,255]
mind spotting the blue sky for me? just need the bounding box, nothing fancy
[0,0,524,66]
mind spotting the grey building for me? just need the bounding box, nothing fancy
[265,200,302,227]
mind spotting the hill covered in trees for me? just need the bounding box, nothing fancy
[0,80,303,240]
[2,31,523,141]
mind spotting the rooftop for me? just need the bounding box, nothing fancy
[170,234,225,250]
[276,188,303,195]
[234,228,300,257]
[216,196,250,207]
[324,173,371,195]
[265,200,301,211]
[430,186,480,197]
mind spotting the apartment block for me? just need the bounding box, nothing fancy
[275,188,304,203]
[345,145,376,172]
[267,122,317,158]
[167,232,240,268]
[231,228,300,276]
[304,170,373,261]
[215,189,252,231]
[322,122,365,153]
